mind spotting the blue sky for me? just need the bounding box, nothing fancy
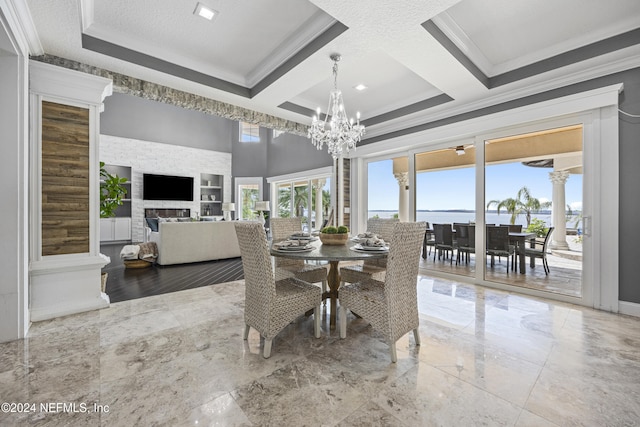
[368,159,582,211]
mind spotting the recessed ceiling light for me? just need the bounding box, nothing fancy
[194,3,217,21]
[354,84,368,91]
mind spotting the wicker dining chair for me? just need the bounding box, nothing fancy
[339,217,399,285]
[270,217,328,292]
[339,222,426,363]
[234,222,322,358]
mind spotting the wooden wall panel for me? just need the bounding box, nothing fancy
[342,158,350,227]
[41,101,90,255]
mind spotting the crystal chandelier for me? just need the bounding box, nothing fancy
[308,54,365,159]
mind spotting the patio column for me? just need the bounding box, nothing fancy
[315,178,325,230]
[394,172,409,222]
[549,170,570,250]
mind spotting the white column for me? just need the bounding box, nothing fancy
[394,172,409,222]
[29,61,113,322]
[549,170,570,250]
[315,178,326,230]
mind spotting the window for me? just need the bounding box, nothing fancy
[235,177,263,220]
[239,122,260,142]
[268,168,333,231]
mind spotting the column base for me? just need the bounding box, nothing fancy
[30,254,111,322]
[550,241,570,250]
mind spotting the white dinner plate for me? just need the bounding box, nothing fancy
[289,235,317,241]
[352,244,388,252]
[275,245,313,252]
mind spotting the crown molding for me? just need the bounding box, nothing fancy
[78,0,93,32]
[246,11,336,87]
[364,47,640,141]
[1,0,43,55]
[431,13,492,76]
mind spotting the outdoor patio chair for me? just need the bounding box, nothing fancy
[422,221,435,259]
[486,225,516,272]
[458,224,475,263]
[522,226,555,275]
[454,223,469,265]
[433,223,455,263]
[234,222,322,358]
[339,222,425,363]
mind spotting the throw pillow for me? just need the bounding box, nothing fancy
[146,217,159,232]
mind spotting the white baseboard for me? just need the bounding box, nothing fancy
[618,300,640,318]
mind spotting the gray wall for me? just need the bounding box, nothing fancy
[267,131,333,177]
[617,69,640,304]
[101,93,233,152]
[231,126,332,201]
[231,125,269,201]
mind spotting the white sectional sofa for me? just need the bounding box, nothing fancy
[149,221,241,265]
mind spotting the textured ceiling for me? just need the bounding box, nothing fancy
[24,0,640,140]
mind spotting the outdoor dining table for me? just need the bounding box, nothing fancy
[270,239,388,330]
[508,231,537,274]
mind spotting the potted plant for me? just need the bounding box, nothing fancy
[100,162,128,218]
[99,162,128,291]
[319,225,349,245]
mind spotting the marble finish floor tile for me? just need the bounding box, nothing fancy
[0,277,639,426]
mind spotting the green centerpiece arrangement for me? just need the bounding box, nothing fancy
[319,225,349,245]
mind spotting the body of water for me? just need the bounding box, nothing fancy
[368,211,580,229]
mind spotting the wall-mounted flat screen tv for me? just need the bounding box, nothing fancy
[143,174,194,201]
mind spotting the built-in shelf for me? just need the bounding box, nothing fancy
[200,173,223,216]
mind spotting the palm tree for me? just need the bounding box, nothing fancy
[486,186,551,226]
[278,185,309,218]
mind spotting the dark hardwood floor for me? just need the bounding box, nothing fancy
[101,243,244,303]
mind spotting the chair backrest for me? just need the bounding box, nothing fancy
[433,223,453,245]
[367,217,399,242]
[486,226,509,251]
[541,226,555,251]
[503,224,522,233]
[270,217,303,242]
[269,217,304,268]
[234,222,275,327]
[468,224,476,248]
[384,222,426,340]
[455,224,469,247]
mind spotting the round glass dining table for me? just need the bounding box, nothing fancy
[270,239,388,330]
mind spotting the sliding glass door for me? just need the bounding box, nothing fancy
[483,126,583,297]
[415,146,475,278]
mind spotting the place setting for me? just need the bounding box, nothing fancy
[351,232,389,253]
[288,232,318,242]
[272,239,315,252]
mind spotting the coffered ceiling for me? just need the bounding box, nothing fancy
[24,0,640,141]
